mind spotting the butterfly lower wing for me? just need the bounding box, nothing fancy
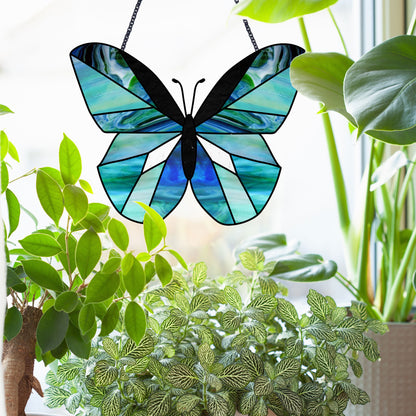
[194,44,304,133]
[190,136,280,225]
[98,133,187,222]
[70,43,184,133]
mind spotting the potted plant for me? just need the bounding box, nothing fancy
[232,0,416,414]
[44,245,387,416]
[1,117,184,416]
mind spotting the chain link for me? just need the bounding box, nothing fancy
[234,0,259,51]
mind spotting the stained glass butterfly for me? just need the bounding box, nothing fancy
[70,42,304,225]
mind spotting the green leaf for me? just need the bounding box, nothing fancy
[350,301,368,320]
[66,392,82,414]
[248,294,277,314]
[285,337,303,358]
[233,0,338,23]
[63,185,88,224]
[174,292,190,314]
[224,286,242,310]
[4,306,23,340]
[276,389,303,416]
[65,322,91,358]
[124,301,146,344]
[370,151,408,191]
[315,347,335,377]
[126,379,147,402]
[154,254,173,286]
[290,52,355,123]
[167,249,188,270]
[102,390,121,416]
[240,392,257,415]
[275,358,301,378]
[57,232,77,276]
[220,364,251,388]
[56,361,83,381]
[0,104,13,115]
[306,322,337,342]
[307,289,330,321]
[108,218,129,251]
[190,293,211,312]
[125,356,150,373]
[122,253,145,298]
[103,337,119,360]
[99,303,120,336]
[192,262,207,287]
[367,319,389,334]
[103,256,121,274]
[6,189,20,236]
[6,267,26,292]
[136,201,167,237]
[254,375,273,396]
[59,134,82,185]
[143,213,163,252]
[363,336,380,361]
[176,394,201,413]
[207,393,228,416]
[122,334,154,359]
[331,307,347,325]
[145,261,156,283]
[338,381,360,405]
[166,364,199,389]
[44,386,71,408]
[349,358,363,378]
[22,259,63,292]
[39,167,64,188]
[86,271,120,303]
[276,298,299,326]
[75,228,102,279]
[345,35,416,144]
[19,233,62,257]
[271,254,337,282]
[298,383,324,401]
[78,303,96,335]
[198,343,215,370]
[1,161,9,193]
[79,178,93,193]
[36,169,64,225]
[37,308,69,353]
[240,348,264,378]
[239,249,265,271]
[336,319,365,350]
[0,131,9,161]
[54,291,79,313]
[147,391,171,416]
[221,310,241,331]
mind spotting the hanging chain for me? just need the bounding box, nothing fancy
[234,0,259,51]
[121,0,143,50]
[121,0,258,51]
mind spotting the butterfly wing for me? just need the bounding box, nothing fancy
[190,44,304,225]
[70,42,187,222]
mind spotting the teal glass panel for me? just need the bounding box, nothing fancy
[102,133,179,164]
[214,164,256,223]
[227,69,295,115]
[198,133,276,164]
[232,155,280,212]
[98,155,146,211]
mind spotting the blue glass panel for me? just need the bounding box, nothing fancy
[196,111,284,134]
[98,155,146,211]
[198,133,276,164]
[149,142,187,217]
[71,57,150,115]
[232,156,280,212]
[191,143,233,224]
[227,69,295,115]
[102,133,179,164]
[224,45,300,107]
[71,44,154,106]
[122,163,165,222]
[214,164,256,223]
[94,109,183,133]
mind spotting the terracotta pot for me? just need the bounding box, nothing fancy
[346,323,416,416]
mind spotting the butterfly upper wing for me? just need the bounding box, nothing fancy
[71,43,187,222]
[70,43,184,133]
[191,44,304,225]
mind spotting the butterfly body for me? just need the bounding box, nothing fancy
[70,42,304,225]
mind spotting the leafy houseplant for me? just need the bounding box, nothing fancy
[44,250,387,416]
[1,117,185,416]
[233,0,416,322]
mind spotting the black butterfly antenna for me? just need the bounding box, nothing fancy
[191,78,205,115]
[172,78,188,115]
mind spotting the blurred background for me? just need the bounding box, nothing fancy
[0,0,414,413]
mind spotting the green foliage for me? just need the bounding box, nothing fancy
[46,256,385,416]
[3,133,185,360]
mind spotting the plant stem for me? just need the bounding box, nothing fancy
[8,168,36,183]
[397,151,416,217]
[407,5,416,35]
[298,17,312,52]
[327,7,349,56]
[66,216,74,288]
[356,139,375,304]
[335,272,360,298]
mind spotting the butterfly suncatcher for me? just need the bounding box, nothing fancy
[70,42,304,225]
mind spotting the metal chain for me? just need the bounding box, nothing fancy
[121,0,258,51]
[121,0,143,50]
[234,0,259,51]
